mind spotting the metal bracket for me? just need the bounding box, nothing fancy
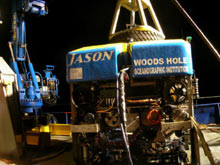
[70,124,100,133]
[161,121,192,132]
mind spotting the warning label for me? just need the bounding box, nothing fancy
[70,67,83,79]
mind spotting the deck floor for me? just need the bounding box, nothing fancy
[1,128,220,164]
[199,129,220,165]
[40,128,220,165]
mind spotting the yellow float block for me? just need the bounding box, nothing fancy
[32,124,71,136]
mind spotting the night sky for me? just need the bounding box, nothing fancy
[1,0,220,100]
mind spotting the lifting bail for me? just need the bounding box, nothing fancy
[109,0,165,42]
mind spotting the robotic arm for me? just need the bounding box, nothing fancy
[9,0,58,116]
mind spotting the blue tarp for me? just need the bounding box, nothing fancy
[66,43,126,82]
[66,40,193,82]
[194,103,220,124]
[131,40,193,78]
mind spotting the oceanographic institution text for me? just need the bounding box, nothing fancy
[133,57,190,75]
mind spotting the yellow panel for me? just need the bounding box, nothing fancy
[49,124,71,136]
[32,124,71,136]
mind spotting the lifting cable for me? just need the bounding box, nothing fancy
[172,0,220,62]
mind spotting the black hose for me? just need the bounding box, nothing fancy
[31,148,66,164]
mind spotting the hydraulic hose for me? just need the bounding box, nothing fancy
[117,68,133,165]
[8,41,23,89]
[25,46,39,90]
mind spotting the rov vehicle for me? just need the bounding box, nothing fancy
[66,0,199,164]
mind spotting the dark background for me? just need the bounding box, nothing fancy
[1,0,220,102]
